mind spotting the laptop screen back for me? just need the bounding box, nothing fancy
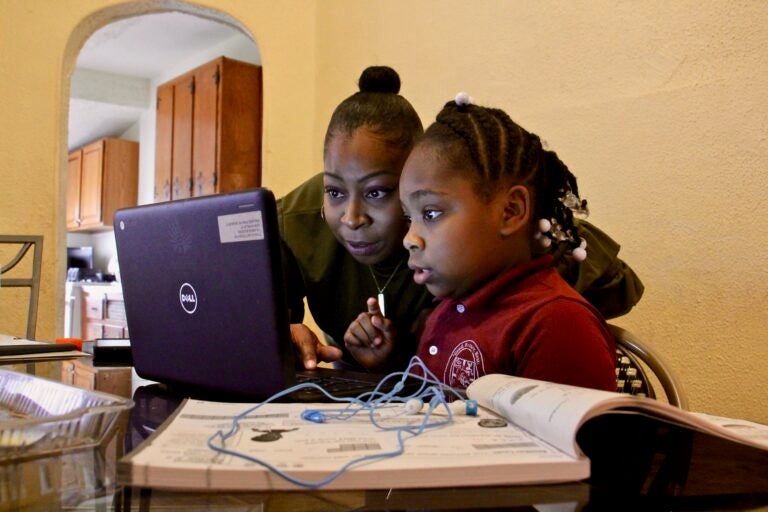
[114,188,295,400]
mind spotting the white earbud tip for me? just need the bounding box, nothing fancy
[405,398,424,415]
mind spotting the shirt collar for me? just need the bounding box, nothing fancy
[444,255,555,312]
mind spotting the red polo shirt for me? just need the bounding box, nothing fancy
[416,256,616,391]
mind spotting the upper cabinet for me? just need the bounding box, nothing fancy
[154,56,262,202]
[66,138,139,232]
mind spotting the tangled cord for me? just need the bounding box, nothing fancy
[207,356,474,488]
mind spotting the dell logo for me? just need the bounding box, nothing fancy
[179,283,198,314]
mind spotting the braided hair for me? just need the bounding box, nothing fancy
[324,66,424,153]
[419,95,589,257]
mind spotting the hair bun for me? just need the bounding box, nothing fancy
[358,66,401,94]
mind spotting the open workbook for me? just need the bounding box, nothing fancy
[118,374,768,491]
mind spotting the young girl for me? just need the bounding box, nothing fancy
[398,93,616,390]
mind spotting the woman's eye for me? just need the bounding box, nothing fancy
[324,188,344,200]
[365,188,392,200]
[402,213,412,224]
[423,209,442,221]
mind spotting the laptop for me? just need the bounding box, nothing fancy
[113,188,402,402]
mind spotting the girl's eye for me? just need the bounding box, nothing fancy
[423,209,442,221]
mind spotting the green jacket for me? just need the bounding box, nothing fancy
[277,173,644,370]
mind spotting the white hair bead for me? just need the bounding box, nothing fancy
[455,91,473,106]
[538,218,552,233]
[572,247,587,261]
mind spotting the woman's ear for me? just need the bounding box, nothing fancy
[499,185,530,237]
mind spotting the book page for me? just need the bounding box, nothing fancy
[467,374,768,457]
[122,398,589,490]
[467,374,625,457]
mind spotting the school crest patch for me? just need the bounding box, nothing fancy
[444,340,485,388]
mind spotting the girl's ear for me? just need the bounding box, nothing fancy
[499,185,530,237]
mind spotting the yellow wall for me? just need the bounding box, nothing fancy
[1,0,766,423]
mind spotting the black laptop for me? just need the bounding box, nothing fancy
[113,188,402,402]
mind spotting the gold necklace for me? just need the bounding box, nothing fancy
[368,259,404,317]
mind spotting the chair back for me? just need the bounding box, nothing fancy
[609,323,688,409]
[0,235,44,339]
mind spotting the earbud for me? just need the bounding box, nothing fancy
[445,399,478,416]
[423,399,479,417]
[404,398,424,415]
[301,410,326,423]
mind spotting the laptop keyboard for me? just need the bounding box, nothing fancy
[294,371,383,397]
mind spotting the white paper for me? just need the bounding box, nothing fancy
[467,373,768,458]
[123,399,588,490]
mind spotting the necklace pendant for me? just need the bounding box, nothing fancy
[368,261,402,318]
[378,292,386,317]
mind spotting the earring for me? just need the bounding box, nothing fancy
[320,206,325,221]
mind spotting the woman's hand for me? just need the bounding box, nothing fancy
[290,323,343,369]
[343,297,397,371]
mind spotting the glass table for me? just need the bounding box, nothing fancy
[2,379,768,511]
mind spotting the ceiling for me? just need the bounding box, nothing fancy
[68,12,243,150]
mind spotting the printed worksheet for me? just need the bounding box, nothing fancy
[121,399,588,490]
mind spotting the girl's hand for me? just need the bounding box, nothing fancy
[343,297,397,371]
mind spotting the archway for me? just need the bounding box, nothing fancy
[59,2,261,338]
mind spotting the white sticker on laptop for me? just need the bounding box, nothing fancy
[218,210,264,243]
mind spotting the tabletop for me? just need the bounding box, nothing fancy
[2,381,768,511]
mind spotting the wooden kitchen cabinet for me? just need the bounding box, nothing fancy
[81,284,129,341]
[154,56,262,202]
[61,359,132,398]
[66,138,139,231]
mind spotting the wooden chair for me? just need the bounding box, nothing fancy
[610,323,688,409]
[0,235,44,339]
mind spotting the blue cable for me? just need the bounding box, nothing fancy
[207,356,468,488]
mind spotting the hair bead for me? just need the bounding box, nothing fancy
[454,91,474,107]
